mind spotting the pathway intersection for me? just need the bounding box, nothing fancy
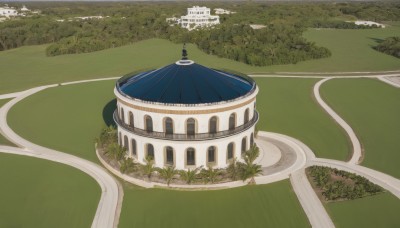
[0,73,399,228]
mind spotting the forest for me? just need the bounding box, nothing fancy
[0,1,399,66]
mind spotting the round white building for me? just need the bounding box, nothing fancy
[115,49,259,170]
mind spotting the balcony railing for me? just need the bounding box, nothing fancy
[114,111,258,141]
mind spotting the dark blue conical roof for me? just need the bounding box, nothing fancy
[118,61,254,105]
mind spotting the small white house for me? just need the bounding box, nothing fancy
[20,5,30,12]
[353,20,385,28]
[0,6,18,18]
[214,8,235,15]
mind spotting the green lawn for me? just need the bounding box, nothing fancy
[0,153,100,228]
[0,24,399,94]
[0,99,15,146]
[8,80,311,228]
[255,78,350,160]
[120,180,309,228]
[326,193,400,228]
[321,78,400,178]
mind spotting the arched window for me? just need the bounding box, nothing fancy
[129,112,134,127]
[146,144,154,160]
[241,137,247,154]
[186,148,195,166]
[209,116,218,134]
[186,118,196,136]
[227,143,234,160]
[123,135,129,151]
[165,117,174,135]
[165,146,174,166]
[244,108,249,124]
[120,108,125,123]
[145,116,153,132]
[207,146,216,163]
[131,139,137,157]
[250,133,254,147]
[229,113,236,130]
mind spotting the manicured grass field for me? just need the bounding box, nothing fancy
[8,80,312,227]
[120,180,309,228]
[321,78,400,178]
[0,99,14,146]
[0,24,399,94]
[255,78,350,160]
[0,153,100,228]
[325,192,400,228]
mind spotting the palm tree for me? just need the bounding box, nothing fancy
[226,158,240,181]
[105,142,126,161]
[179,168,200,185]
[157,166,178,186]
[200,167,222,184]
[240,163,263,184]
[140,156,157,180]
[243,144,260,165]
[119,158,138,174]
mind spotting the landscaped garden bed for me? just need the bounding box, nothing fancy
[307,165,384,202]
[96,126,263,186]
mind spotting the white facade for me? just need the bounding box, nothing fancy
[354,20,385,28]
[115,66,258,170]
[0,6,18,18]
[167,6,220,31]
[214,8,235,15]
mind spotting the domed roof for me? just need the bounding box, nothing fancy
[117,48,255,105]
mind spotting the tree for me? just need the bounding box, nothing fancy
[140,156,157,180]
[240,163,263,184]
[120,158,138,174]
[157,166,178,186]
[243,144,260,165]
[226,158,240,181]
[104,142,126,161]
[179,167,200,185]
[200,167,222,184]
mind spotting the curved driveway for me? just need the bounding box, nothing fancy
[0,83,121,228]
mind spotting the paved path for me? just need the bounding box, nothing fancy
[378,76,400,88]
[0,84,121,228]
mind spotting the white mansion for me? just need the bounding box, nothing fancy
[167,6,220,30]
[115,48,258,170]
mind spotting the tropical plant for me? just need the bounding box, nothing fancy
[140,156,157,180]
[243,144,260,165]
[226,158,241,181]
[157,166,179,186]
[179,167,200,185]
[96,125,117,147]
[240,163,263,184]
[200,167,222,184]
[104,142,126,161]
[119,158,138,174]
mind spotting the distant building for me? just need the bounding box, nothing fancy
[353,20,385,28]
[250,24,267,30]
[167,6,220,31]
[20,5,30,12]
[0,5,18,18]
[214,8,236,15]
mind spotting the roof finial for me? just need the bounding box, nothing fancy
[182,43,188,60]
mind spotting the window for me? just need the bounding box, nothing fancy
[146,144,154,160]
[250,133,254,147]
[186,148,195,166]
[229,113,236,130]
[165,117,173,135]
[165,146,174,166]
[145,116,153,132]
[120,108,125,123]
[208,146,216,163]
[131,139,137,157]
[186,118,196,136]
[241,137,247,154]
[244,108,249,124]
[227,143,234,160]
[123,136,129,150]
[129,112,134,127]
[209,116,218,134]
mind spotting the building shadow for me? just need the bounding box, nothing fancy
[102,98,117,127]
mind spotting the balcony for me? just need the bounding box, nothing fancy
[114,111,258,141]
